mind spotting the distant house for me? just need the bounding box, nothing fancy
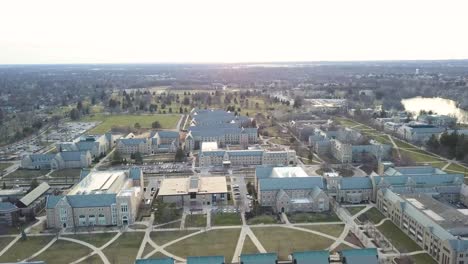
[21,153,56,169]
[21,151,92,170]
[51,151,92,170]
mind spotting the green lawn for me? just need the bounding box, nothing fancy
[357,208,385,224]
[5,169,48,180]
[150,230,197,246]
[0,163,13,171]
[252,227,334,260]
[241,236,259,255]
[165,229,241,262]
[247,214,278,225]
[408,253,438,264]
[156,220,181,229]
[0,237,14,251]
[77,253,103,264]
[102,232,144,264]
[0,235,54,263]
[346,206,367,216]
[185,214,207,227]
[49,168,82,178]
[153,199,182,225]
[32,240,92,264]
[142,243,155,258]
[446,163,468,173]
[299,224,345,237]
[212,213,242,226]
[400,149,444,163]
[377,221,421,253]
[64,233,117,248]
[288,212,341,223]
[82,114,180,134]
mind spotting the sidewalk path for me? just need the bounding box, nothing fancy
[63,236,111,264]
[22,237,57,262]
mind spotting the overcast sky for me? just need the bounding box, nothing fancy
[1,0,467,64]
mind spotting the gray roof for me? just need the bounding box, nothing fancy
[373,173,463,187]
[19,182,50,207]
[28,154,55,162]
[156,131,179,138]
[58,151,87,161]
[259,177,324,191]
[339,177,373,190]
[46,193,117,209]
[118,138,147,145]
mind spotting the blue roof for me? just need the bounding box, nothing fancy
[259,177,324,191]
[135,258,175,264]
[227,150,263,157]
[76,141,98,151]
[240,253,278,264]
[0,202,18,211]
[46,194,116,209]
[186,256,225,264]
[339,177,373,190]
[59,151,86,161]
[340,248,378,264]
[373,173,463,187]
[156,131,179,138]
[201,151,225,157]
[293,250,329,264]
[28,154,55,162]
[129,167,142,180]
[255,166,275,180]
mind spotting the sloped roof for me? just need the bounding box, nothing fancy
[118,138,147,145]
[129,167,142,180]
[240,253,278,264]
[58,151,87,161]
[340,248,378,264]
[227,150,263,157]
[46,194,117,209]
[156,131,179,138]
[293,250,329,264]
[46,195,64,209]
[339,177,373,190]
[255,166,275,180]
[373,173,463,187]
[19,182,50,207]
[28,154,55,162]
[259,177,324,191]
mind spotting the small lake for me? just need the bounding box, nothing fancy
[401,97,468,124]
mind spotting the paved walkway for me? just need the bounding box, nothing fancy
[180,211,187,229]
[64,236,111,264]
[136,214,155,259]
[280,212,291,225]
[374,218,390,227]
[206,211,211,228]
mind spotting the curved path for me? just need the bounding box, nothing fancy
[22,237,57,262]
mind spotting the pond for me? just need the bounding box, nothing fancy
[401,97,468,124]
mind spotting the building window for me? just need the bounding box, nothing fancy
[121,204,128,213]
[79,215,86,226]
[98,214,106,225]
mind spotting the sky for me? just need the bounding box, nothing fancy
[1,0,468,64]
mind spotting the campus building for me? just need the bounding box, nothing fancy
[417,114,457,128]
[377,189,468,264]
[184,109,258,151]
[309,127,391,163]
[45,168,143,229]
[255,166,328,213]
[21,151,92,170]
[157,176,228,208]
[116,131,179,155]
[198,142,296,167]
[397,123,445,143]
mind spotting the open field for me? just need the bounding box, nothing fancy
[246,214,278,225]
[32,240,91,264]
[345,206,367,216]
[77,253,103,264]
[405,253,438,264]
[0,163,13,171]
[299,224,345,237]
[102,232,144,264]
[4,169,48,180]
[241,236,259,255]
[377,221,421,253]
[0,236,54,263]
[82,114,180,134]
[150,230,197,246]
[357,208,385,224]
[0,237,14,252]
[65,233,116,248]
[49,168,82,178]
[252,227,334,260]
[212,213,242,226]
[165,229,241,261]
[288,212,341,223]
[185,214,207,227]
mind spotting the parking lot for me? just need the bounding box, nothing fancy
[230,173,253,213]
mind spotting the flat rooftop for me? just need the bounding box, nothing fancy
[402,193,468,235]
[201,142,218,151]
[158,176,227,196]
[68,170,126,195]
[271,167,308,178]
